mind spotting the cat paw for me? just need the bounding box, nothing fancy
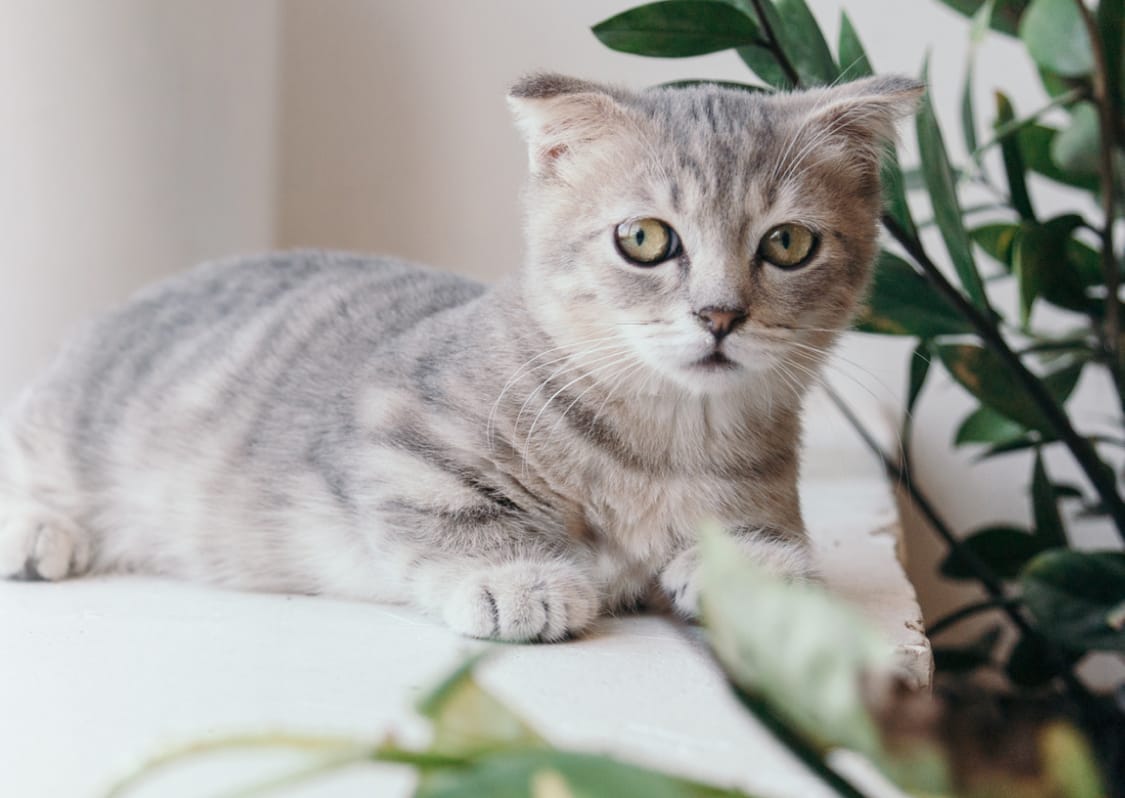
[442,560,599,643]
[0,499,90,581]
[660,535,818,619]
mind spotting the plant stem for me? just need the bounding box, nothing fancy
[882,212,1125,541]
[824,388,1098,707]
[748,0,801,87]
[926,596,1022,638]
[1074,0,1125,412]
[733,688,872,798]
[825,387,1007,598]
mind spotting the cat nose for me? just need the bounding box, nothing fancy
[696,306,747,341]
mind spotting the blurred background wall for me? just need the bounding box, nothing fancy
[0,0,1114,634]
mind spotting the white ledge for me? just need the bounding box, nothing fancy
[0,387,929,798]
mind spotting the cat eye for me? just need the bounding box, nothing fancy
[614,218,681,266]
[758,223,818,269]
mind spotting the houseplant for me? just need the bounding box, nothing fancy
[103,1,1123,795]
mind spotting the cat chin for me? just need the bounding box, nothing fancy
[659,360,768,396]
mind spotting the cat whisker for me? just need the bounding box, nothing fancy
[511,342,631,443]
[520,348,635,473]
[545,351,644,443]
[778,352,910,475]
[487,334,627,451]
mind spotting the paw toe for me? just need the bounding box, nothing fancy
[0,504,87,582]
[444,561,598,643]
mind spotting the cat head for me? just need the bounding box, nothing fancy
[508,73,923,397]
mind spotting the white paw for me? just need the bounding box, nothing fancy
[0,499,89,581]
[660,534,818,618]
[442,560,599,642]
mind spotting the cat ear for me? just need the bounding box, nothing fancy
[804,75,926,163]
[507,73,633,178]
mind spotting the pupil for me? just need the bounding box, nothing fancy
[780,230,791,249]
[635,228,646,246]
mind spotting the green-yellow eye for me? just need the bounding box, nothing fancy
[759,223,817,268]
[615,218,681,266]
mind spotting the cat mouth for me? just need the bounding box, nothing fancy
[691,351,739,371]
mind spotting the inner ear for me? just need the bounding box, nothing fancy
[507,74,637,179]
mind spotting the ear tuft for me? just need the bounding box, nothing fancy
[508,73,604,100]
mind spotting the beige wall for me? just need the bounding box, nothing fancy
[0,0,279,399]
[1,0,1117,636]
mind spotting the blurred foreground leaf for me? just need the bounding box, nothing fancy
[418,656,545,757]
[415,750,751,798]
[698,524,889,758]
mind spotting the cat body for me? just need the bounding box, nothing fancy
[0,74,921,640]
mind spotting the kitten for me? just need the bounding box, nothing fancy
[0,73,921,641]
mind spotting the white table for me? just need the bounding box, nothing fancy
[0,387,929,798]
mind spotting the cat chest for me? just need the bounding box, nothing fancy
[579,470,724,564]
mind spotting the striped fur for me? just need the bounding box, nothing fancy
[0,75,921,641]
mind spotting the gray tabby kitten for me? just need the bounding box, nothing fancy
[0,74,921,641]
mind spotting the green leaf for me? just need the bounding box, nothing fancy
[772,0,836,85]
[960,1,993,158]
[836,11,872,80]
[954,406,1027,445]
[961,63,979,159]
[415,750,750,798]
[935,0,1030,36]
[1020,0,1094,77]
[659,79,772,93]
[917,59,990,309]
[938,344,1053,432]
[932,625,1003,672]
[417,656,545,757]
[994,92,1036,221]
[592,1,762,58]
[1013,215,1095,321]
[971,223,1020,268]
[734,0,836,86]
[1020,550,1125,652]
[1066,237,1103,286]
[907,343,932,418]
[1031,451,1067,546]
[1018,124,1101,191]
[882,150,920,240]
[1051,102,1101,177]
[736,44,792,88]
[699,524,888,758]
[854,251,975,337]
[1005,630,1080,686]
[729,0,794,88]
[1042,357,1085,404]
[976,434,1042,460]
[940,525,1051,580]
[1097,0,1122,116]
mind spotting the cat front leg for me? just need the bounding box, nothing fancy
[659,525,818,619]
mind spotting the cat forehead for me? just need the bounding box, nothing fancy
[631,87,794,140]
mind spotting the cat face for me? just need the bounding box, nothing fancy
[510,74,922,396]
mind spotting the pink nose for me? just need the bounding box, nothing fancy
[696,306,747,340]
